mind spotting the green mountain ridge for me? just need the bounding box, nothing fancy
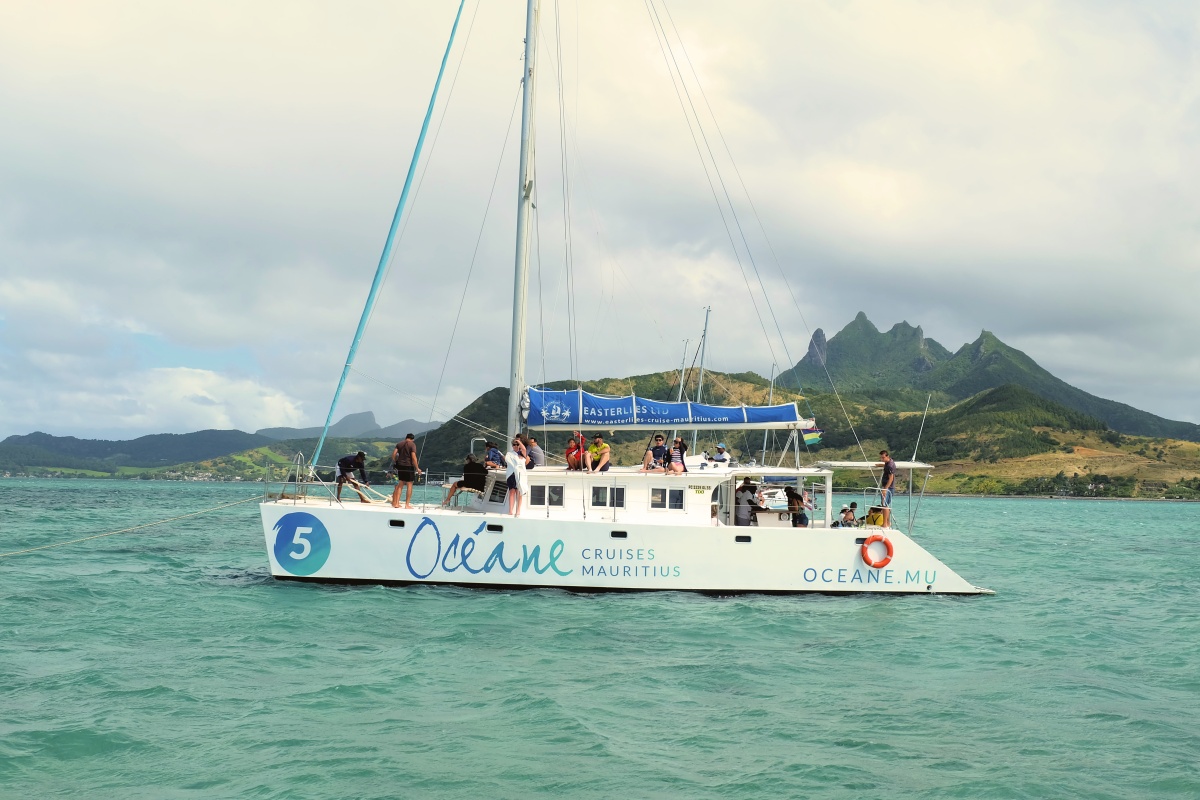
[0,429,272,469]
[783,313,1200,442]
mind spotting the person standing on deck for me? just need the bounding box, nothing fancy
[336,451,371,503]
[391,433,422,509]
[505,437,530,516]
[784,486,812,528]
[735,477,762,526]
[878,450,896,527]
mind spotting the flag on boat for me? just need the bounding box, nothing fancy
[524,387,815,431]
[802,428,823,446]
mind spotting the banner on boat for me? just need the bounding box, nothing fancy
[524,387,811,430]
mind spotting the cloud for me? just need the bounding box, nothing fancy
[0,0,1197,439]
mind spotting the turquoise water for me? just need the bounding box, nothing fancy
[2,479,1198,798]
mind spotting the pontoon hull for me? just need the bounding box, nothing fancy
[260,500,989,595]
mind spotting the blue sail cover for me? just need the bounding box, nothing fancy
[525,388,808,430]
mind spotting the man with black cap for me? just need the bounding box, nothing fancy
[336,451,370,503]
[584,433,611,473]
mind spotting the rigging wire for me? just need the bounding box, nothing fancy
[0,496,263,559]
[552,0,581,382]
[417,82,525,466]
[651,0,796,372]
[351,367,510,445]
[641,0,781,370]
[654,0,870,463]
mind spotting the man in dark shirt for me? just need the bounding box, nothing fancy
[879,450,896,526]
[336,451,370,503]
[444,454,488,506]
[391,433,421,509]
[639,434,668,472]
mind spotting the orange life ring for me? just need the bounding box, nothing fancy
[861,534,894,569]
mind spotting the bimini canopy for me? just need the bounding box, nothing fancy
[523,387,814,431]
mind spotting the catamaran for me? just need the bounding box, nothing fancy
[259,0,991,595]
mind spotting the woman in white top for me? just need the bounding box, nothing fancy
[505,438,530,516]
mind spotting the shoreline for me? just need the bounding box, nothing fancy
[3,475,1197,501]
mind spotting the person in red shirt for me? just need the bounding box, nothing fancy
[565,435,583,470]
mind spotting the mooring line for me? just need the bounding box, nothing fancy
[0,495,264,559]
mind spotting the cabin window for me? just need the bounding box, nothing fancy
[488,481,508,504]
[591,486,625,508]
[668,488,685,510]
[529,485,565,507]
[651,487,685,510]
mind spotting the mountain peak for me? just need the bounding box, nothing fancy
[806,328,828,366]
[847,311,880,334]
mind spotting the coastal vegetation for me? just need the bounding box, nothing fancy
[3,315,1198,498]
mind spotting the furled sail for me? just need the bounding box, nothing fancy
[524,388,814,431]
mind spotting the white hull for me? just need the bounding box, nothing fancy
[260,498,988,595]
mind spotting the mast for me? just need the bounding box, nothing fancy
[669,338,689,443]
[761,362,776,464]
[690,306,711,452]
[506,0,541,442]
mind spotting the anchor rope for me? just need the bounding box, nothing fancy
[0,495,263,559]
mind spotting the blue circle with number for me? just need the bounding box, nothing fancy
[272,512,331,576]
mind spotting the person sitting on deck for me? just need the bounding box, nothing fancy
[584,433,611,473]
[834,504,857,527]
[864,506,887,527]
[709,443,730,464]
[565,436,583,470]
[667,437,688,473]
[527,436,545,468]
[444,454,488,506]
[335,451,370,503]
[484,442,505,470]
[735,477,762,526]
[639,434,668,473]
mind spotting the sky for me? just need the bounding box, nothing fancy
[1,0,1198,441]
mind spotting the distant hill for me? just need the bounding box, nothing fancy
[0,429,271,469]
[781,312,1200,442]
[256,412,440,441]
[809,383,1108,463]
